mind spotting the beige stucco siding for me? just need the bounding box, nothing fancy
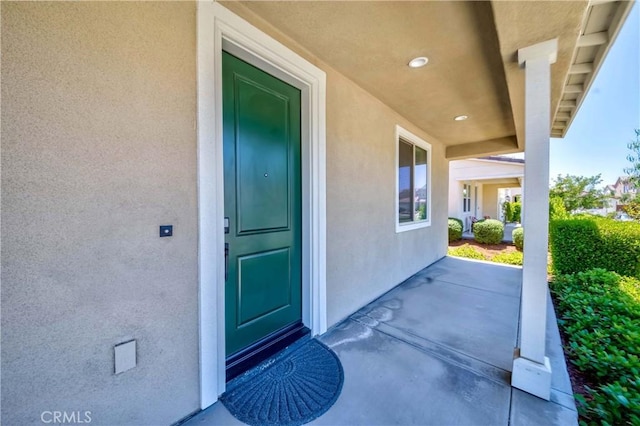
[325,67,448,325]
[2,2,199,425]
[482,184,502,219]
[2,2,448,424]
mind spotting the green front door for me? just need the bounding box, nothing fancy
[222,52,302,358]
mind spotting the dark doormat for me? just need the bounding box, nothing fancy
[221,337,344,426]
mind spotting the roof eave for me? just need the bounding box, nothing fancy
[552,0,635,138]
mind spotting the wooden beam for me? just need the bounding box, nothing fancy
[556,113,571,120]
[445,136,519,160]
[564,84,583,93]
[589,0,617,5]
[577,31,608,47]
[560,100,577,108]
[569,63,594,74]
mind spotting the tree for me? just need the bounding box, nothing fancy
[623,129,640,186]
[549,174,607,212]
[622,129,640,220]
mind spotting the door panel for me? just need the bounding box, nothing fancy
[223,51,302,358]
[237,248,291,326]
[235,77,291,234]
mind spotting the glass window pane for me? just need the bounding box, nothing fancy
[398,140,413,223]
[414,146,427,221]
[463,184,470,213]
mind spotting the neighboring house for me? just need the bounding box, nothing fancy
[611,176,637,199]
[449,156,524,231]
[601,177,637,215]
[2,1,633,424]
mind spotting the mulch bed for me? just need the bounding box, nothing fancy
[448,239,518,256]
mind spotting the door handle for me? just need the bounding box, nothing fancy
[224,243,229,282]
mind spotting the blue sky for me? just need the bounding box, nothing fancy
[548,3,639,187]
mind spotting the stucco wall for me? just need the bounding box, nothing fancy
[483,184,502,219]
[448,181,460,220]
[325,68,448,325]
[2,2,448,424]
[2,3,199,425]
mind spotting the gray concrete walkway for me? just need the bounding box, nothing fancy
[185,257,577,426]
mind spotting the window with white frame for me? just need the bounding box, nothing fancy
[462,184,471,213]
[396,126,431,232]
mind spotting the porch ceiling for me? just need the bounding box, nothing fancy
[458,177,523,186]
[223,1,631,159]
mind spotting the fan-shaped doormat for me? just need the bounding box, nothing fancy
[221,338,344,426]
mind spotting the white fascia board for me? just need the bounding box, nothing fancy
[455,173,525,181]
[466,158,525,166]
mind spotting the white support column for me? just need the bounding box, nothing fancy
[511,39,557,401]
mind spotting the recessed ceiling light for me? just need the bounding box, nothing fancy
[408,57,429,68]
[454,115,469,121]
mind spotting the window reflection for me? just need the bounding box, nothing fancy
[414,147,427,221]
[398,139,429,224]
[398,140,413,223]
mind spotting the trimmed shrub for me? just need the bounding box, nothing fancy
[447,244,486,260]
[550,218,640,277]
[448,218,463,242]
[551,269,640,424]
[511,202,521,223]
[471,218,485,233]
[503,202,514,223]
[549,196,569,221]
[473,219,504,244]
[450,217,463,229]
[503,201,522,223]
[512,227,524,251]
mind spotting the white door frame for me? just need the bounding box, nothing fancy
[196,1,327,408]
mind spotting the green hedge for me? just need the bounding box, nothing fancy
[512,227,524,251]
[549,196,568,221]
[551,269,640,424]
[471,218,485,233]
[448,218,463,242]
[550,218,640,278]
[473,219,504,244]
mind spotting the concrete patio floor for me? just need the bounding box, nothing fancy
[185,256,577,426]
